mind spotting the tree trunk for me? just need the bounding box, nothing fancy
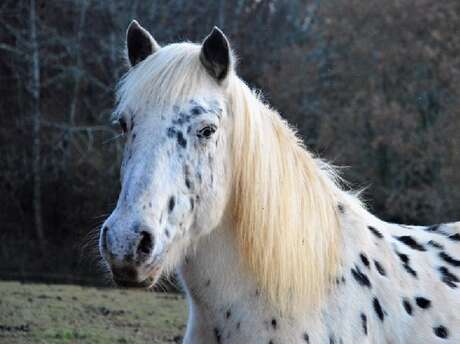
[30,0,45,251]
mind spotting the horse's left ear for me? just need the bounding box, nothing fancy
[126,20,160,67]
[200,27,233,81]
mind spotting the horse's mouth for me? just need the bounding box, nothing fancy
[111,262,162,289]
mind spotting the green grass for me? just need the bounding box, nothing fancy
[0,281,187,344]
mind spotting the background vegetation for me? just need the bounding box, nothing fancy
[1,0,459,284]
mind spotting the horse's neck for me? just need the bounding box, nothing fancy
[177,206,383,342]
[179,220,259,311]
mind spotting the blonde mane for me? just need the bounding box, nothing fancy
[227,78,346,314]
[115,43,359,314]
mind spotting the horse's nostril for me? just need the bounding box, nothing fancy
[137,231,154,256]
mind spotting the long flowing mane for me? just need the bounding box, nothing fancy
[114,43,364,314]
[228,78,349,313]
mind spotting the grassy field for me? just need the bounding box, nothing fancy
[0,281,187,344]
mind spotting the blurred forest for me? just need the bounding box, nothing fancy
[0,0,459,284]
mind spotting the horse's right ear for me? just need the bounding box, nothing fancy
[126,20,160,67]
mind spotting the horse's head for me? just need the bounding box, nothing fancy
[99,21,235,287]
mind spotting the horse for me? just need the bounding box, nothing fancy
[99,20,460,343]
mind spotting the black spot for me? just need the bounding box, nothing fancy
[373,297,385,321]
[176,131,187,148]
[132,133,136,141]
[341,276,346,283]
[368,226,383,239]
[415,297,431,309]
[329,336,335,344]
[360,313,367,335]
[236,322,240,330]
[337,203,345,213]
[395,250,417,278]
[303,332,309,343]
[185,178,192,189]
[433,325,449,339]
[374,260,386,276]
[439,266,459,288]
[168,196,175,213]
[164,229,170,238]
[351,265,372,288]
[205,279,211,287]
[271,318,277,329]
[428,240,444,249]
[268,340,274,344]
[214,327,221,343]
[360,253,370,268]
[439,251,460,267]
[191,105,206,116]
[167,127,176,138]
[395,235,426,251]
[448,233,460,241]
[190,198,195,211]
[402,298,412,315]
[226,309,231,319]
[426,225,440,232]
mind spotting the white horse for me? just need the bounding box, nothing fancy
[99,20,460,343]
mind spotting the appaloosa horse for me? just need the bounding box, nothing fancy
[99,20,460,343]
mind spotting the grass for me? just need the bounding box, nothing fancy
[0,281,188,344]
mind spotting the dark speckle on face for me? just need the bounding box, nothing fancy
[271,318,277,329]
[167,127,176,138]
[168,196,175,213]
[177,131,187,148]
[360,313,367,335]
[214,327,221,343]
[191,105,206,116]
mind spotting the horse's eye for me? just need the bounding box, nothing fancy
[197,125,217,139]
[119,118,128,134]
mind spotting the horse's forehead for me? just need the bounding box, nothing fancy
[134,98,224,128]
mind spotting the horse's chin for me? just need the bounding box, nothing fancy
[113,276,156,289]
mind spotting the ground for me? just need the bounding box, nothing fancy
[0,281,187,344]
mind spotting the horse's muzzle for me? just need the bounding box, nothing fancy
[99,223,160,289]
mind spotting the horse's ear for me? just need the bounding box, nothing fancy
[200,27,233,81]
[126,20,160,67]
